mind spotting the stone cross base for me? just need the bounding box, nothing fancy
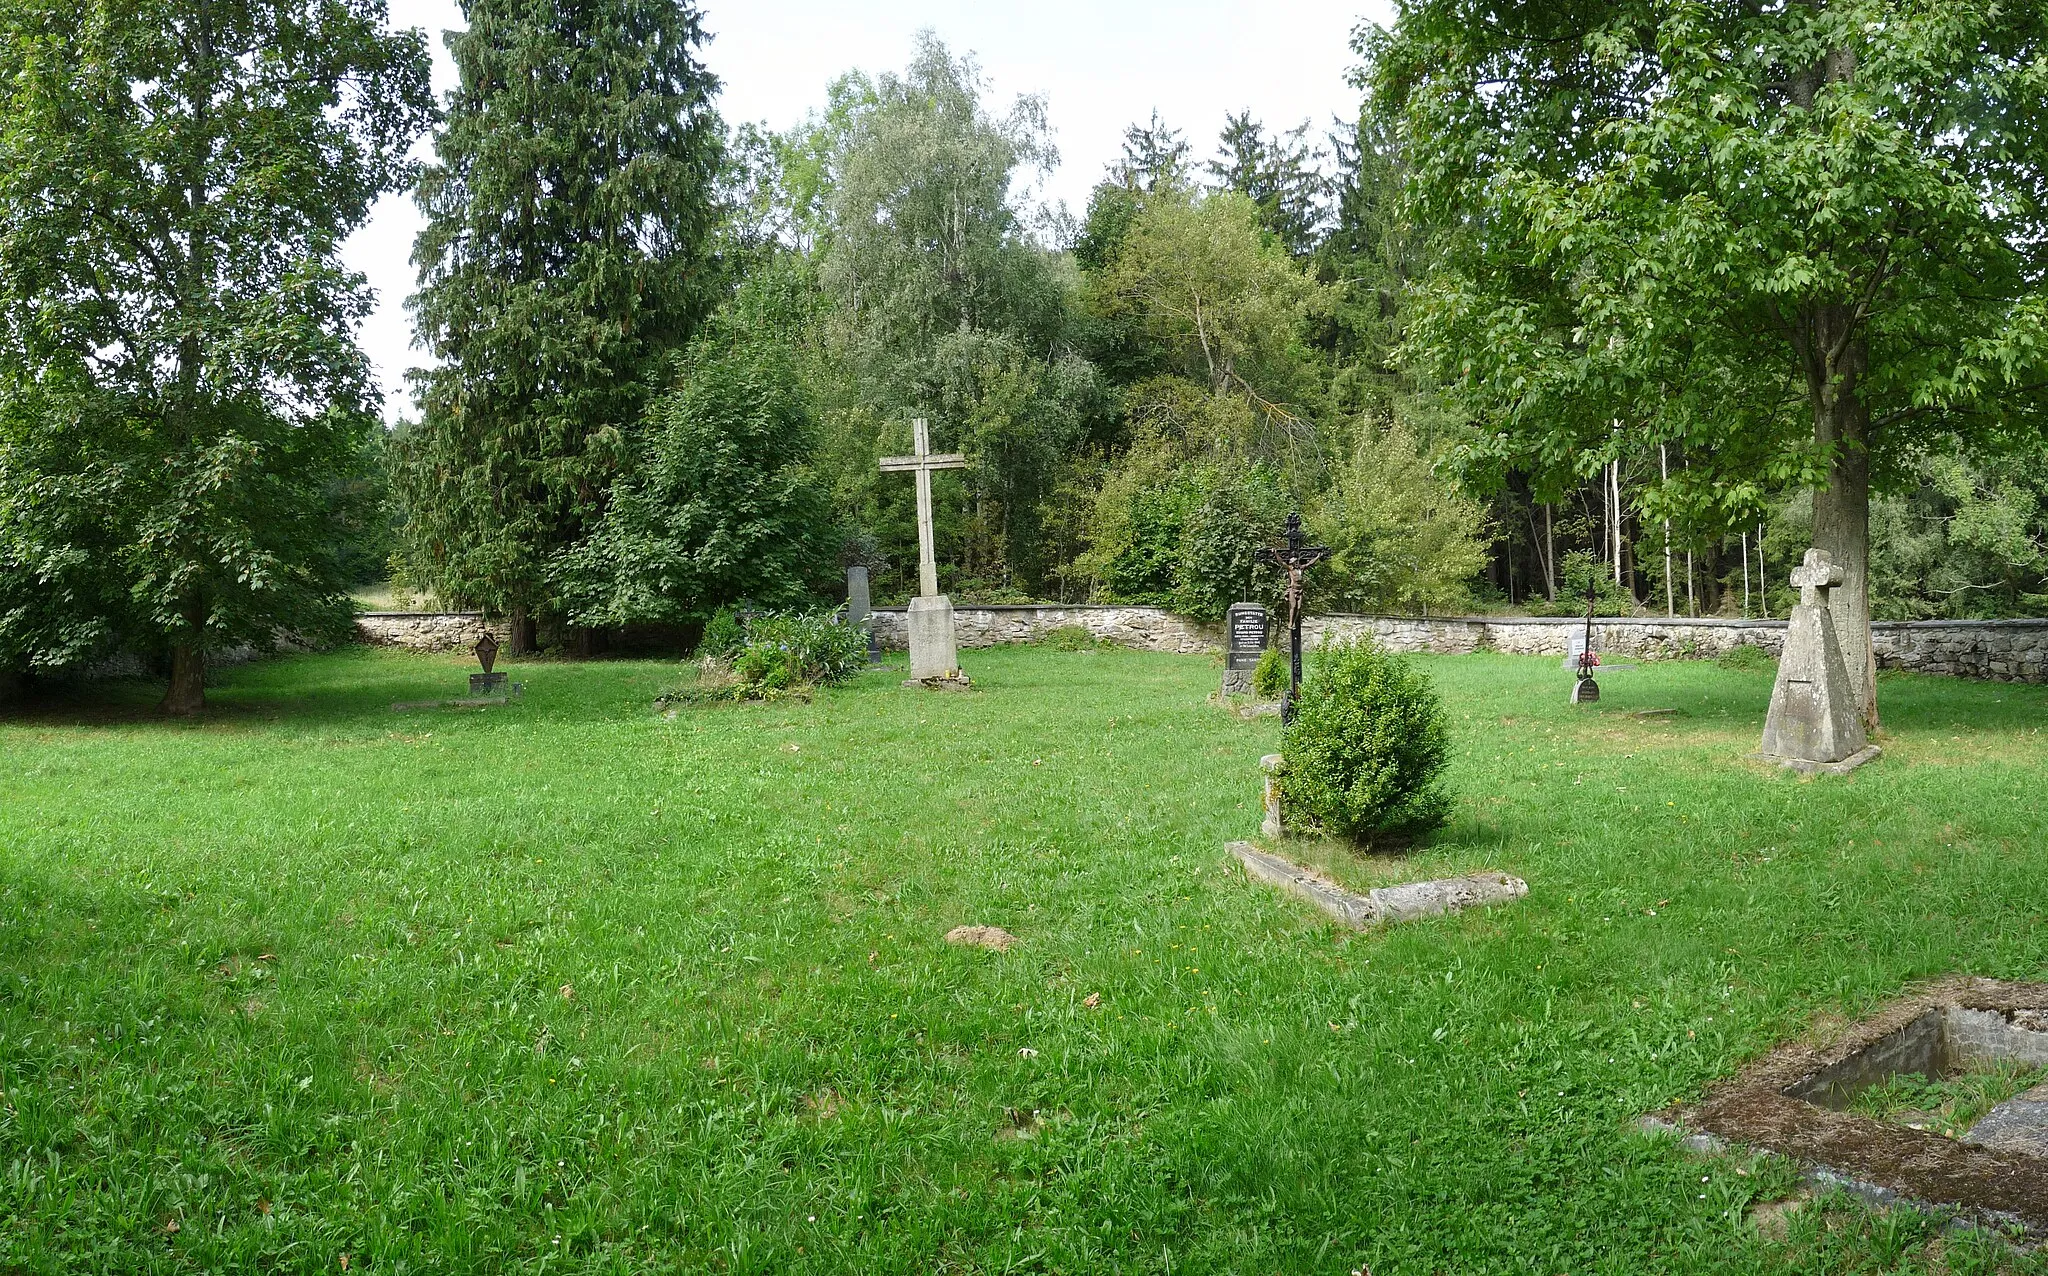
[1752,743,1882,776]
[907,594,962,682]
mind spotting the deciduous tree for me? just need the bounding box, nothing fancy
[0,0,430,712]
[1372,0,2048,724]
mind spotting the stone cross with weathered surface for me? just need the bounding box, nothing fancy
[1758,548,1878,772]
[879,418,969,683]
[879,418,966,598]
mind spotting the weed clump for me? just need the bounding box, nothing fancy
[1716,643,1775,673]
[665,609,867,705]
[1038,625,1100,651]
[1278,638,1452,841]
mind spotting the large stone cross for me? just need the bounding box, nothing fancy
[879,417,966,598]
[1790,548,1845,608]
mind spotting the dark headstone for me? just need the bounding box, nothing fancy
[474,632,500,674]
[470,671,508,696]
[1222,602,1268,696]
[846,566,871,624]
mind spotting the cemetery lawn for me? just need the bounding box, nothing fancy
[4,646,2048,1275]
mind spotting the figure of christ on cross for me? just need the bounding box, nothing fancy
[878,418,967,599]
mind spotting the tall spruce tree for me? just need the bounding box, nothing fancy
[398,0,722,651]
[0,0,431,713]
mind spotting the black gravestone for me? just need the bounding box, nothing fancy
[1222,602,1268,696]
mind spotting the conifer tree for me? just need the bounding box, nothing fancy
[397,0,723,651]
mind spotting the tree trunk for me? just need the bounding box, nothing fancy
[1812,378,1877,727]
[509,604,537,655]
[160,599,206,716]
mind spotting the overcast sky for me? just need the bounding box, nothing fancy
[342,0,1393,417]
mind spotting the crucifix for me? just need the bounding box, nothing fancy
[1257,513,1329,724]
[879,418,967,599]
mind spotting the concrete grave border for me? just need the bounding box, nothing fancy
[1656,977,2048,1234]
[1227,841,1527,930]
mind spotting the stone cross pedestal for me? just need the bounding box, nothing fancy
[1758,548,1878,773]
[880,418,969,686]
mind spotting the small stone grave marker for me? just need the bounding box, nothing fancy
[470,632,507,697]
[846,565,880,664]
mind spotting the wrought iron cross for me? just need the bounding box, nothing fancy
[1257,513,1329,724]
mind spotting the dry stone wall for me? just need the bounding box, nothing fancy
[867,605,2048,684]
[355,612,510,654]
[348,606,2048,684]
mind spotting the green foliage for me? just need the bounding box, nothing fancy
[1097,188,1329,423]
[695,607,745,660]
[1036,625,1100,652]
[1531,550,1639,618]
[0,0,432,706]
[553,279,834,628]
[1715,644,1774,674]
[1373,0,2048,715]
[1252,643,1288,700]
[799,35,1103,598]
[728,610,869,699]
[1088,455,1288,621]
[1278,639,1453,840]
[396,0,723,624]
[1205,113,1329,259]
[1312,421,1491,615]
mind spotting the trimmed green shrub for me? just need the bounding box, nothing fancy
[696,607,745,660]
[1252,643,1288,700]
[1278,639,1453,840]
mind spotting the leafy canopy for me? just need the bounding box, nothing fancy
[0,0,431,693]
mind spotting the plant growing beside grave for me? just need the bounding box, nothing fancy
[1277,638,1453,840]
[666,609,869,704]
[1252,643,1288,700]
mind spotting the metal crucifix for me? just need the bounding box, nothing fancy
[1257,512,1329,724]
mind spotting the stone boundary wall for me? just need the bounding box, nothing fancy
[355,612,511,654]
[868,605,2048,684]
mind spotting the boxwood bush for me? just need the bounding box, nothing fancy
[1277,638,1453,840]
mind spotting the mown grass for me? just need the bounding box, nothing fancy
[1,643,2045,1273]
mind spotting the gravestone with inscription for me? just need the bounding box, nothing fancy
[1222,602,1268,697]
[1758,548,1878,772]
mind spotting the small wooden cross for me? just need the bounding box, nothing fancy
[879,418,966,598]
[1790,548,1844,609]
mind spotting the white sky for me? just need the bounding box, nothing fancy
[344,0,1392,418]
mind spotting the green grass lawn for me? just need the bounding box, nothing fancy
[2,644,2046,1274]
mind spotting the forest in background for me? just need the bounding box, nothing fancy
[392,24,2048,640]
[5,0,2047,713]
